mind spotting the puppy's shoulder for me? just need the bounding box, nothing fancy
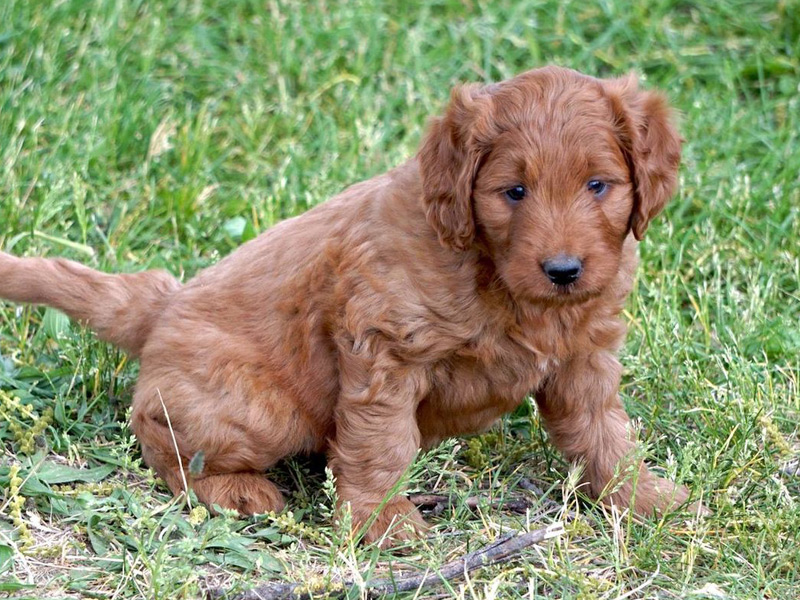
[332,161,484,352]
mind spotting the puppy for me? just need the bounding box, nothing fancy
[0,66,692,545]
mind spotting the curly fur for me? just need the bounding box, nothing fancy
[0,66,691,545]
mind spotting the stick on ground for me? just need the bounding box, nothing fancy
[205,523,564,600]
[408,493,533,515]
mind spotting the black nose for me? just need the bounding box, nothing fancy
[542,255,583,286]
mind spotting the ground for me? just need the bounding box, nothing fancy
[0,1,799,598]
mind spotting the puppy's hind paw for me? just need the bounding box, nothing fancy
[192,472,286,516]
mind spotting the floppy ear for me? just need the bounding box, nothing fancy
[605,74,682,241]
[418,84,492,251]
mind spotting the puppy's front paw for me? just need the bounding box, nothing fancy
[351,496,429,547]
[626,476,708,517]
[636,477,688,514]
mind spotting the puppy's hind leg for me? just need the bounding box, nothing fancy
[130,378,287,516]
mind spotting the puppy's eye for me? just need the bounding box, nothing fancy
[504,186,526,203]
[587,180,609,197]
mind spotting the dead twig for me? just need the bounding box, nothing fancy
[205,523,564,600]
[408,493,532,514]
[408,476,571,518]
[517,478,579,522]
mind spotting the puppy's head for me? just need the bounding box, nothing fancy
[418,67,681,304]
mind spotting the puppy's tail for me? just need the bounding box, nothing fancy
[0,251,180,356]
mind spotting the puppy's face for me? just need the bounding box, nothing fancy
[419,67,681,305]
[472,87,635,303]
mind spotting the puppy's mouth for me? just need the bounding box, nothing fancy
[514,280,603,306]
[499,262,605,306]
[545,284,599,304]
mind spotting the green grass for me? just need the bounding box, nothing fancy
[1,0,798,598]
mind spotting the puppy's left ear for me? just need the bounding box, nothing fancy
[605,74,682,241]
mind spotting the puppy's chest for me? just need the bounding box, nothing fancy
[417,325,567,444]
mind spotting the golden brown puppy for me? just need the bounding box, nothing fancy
[0,66,691,545]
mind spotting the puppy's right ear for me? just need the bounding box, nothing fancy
[418,84,492,251]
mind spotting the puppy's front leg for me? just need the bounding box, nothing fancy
[329,344,429,546]
[536,351,690,515]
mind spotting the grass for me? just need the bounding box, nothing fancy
[0,0,798,598]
